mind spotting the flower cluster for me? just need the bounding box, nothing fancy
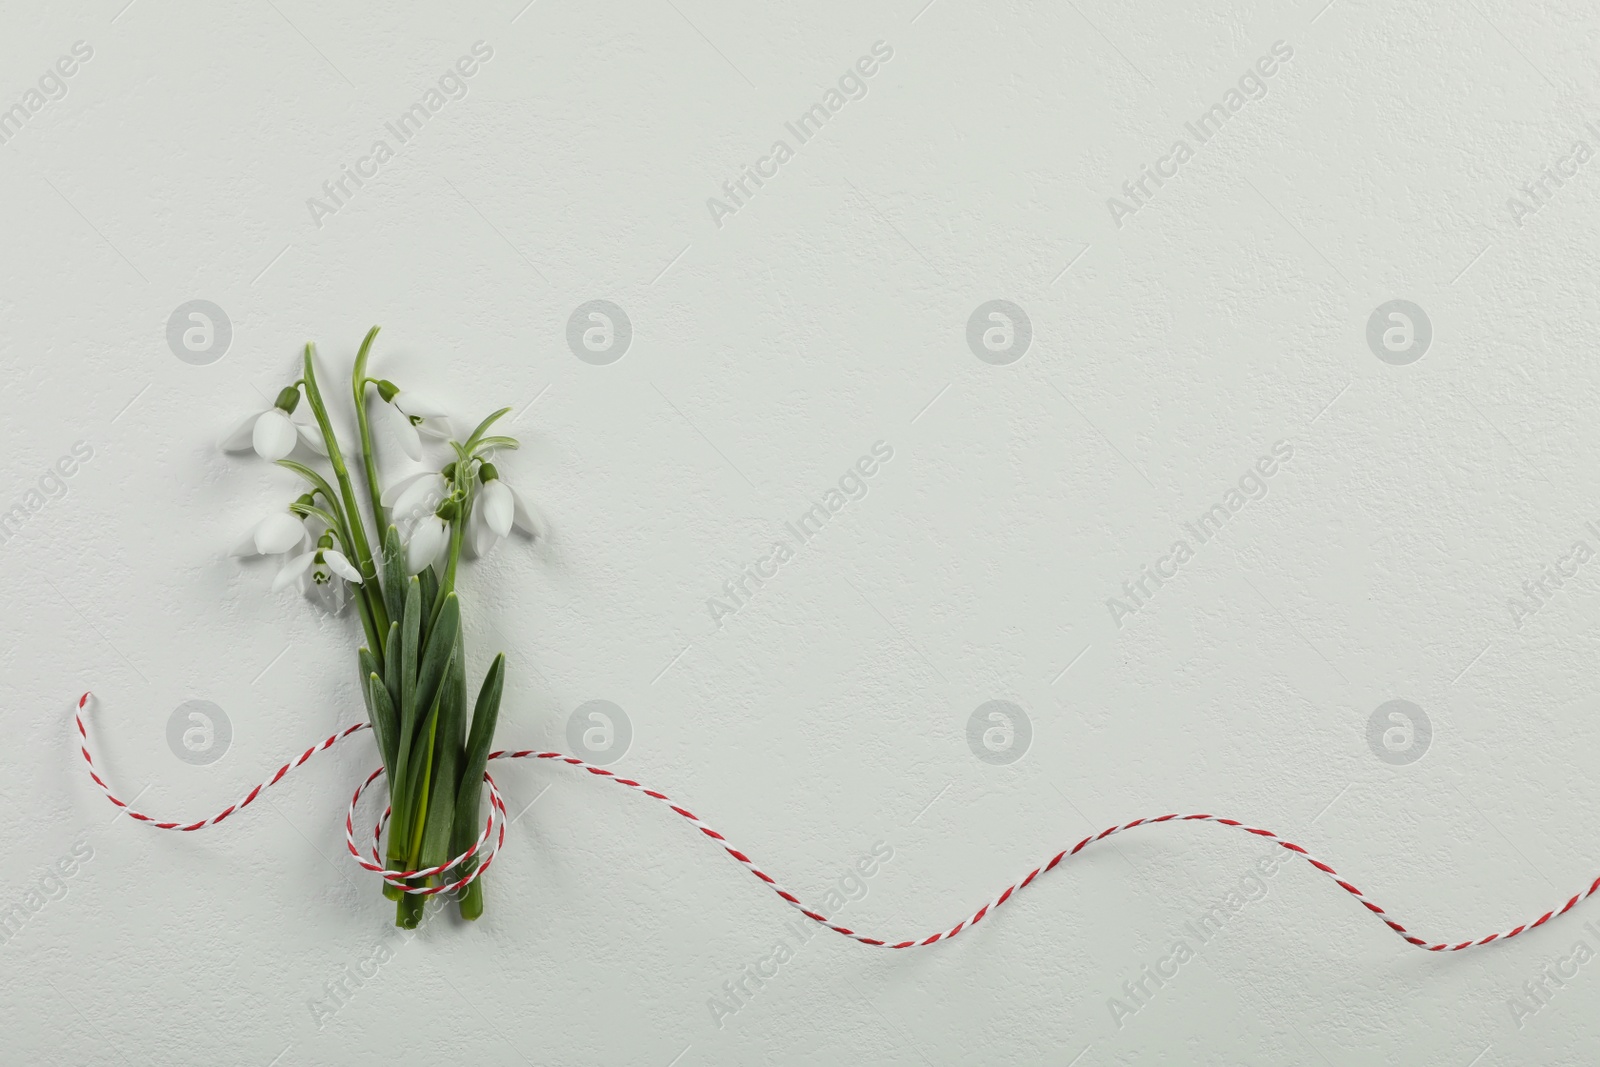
[220,327,533,927]
[226,370,537,612]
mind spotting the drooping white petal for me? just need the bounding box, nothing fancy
[253,512,307,555]
[466,507,495,559]
[368,398,419,460]
[295,420,329,456]
[373,400,421,461]
[415,415,454,440]
[395,389,448,418]
[220,413,260,452]
[253,409,299,461]
[391,473,447,522]
[380,470,432,507]
[480,480,514,538]
[273,551,316,591]
[323,549,362,583]
[306,575,349,616]
[405,517,449,574]
[508,483,540,538]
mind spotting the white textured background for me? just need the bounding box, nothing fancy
[4,1,1599,1063]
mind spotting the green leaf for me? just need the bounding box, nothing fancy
[357,647,378,723]
[358,645,379,676]
[367,672,398,774]
[358,648,393,771]
[461,654,505,792]
[401,701,438,801]
[415,593,459,720]
[352,325,380,385]
[418,566,439,623]
[289,503,342,531]
[462,407,512,452]
[450,654,505,883]
[357,647,379,706]
[389,576,422,861]
[399,676,451,853]
[418,635,468,870]
[381,526,405,627]
[275,459,340,506]
[383,622,401,713]
[400,577,421,737]
[471,435,520,453]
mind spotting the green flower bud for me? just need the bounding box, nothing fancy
[374,379,400,403]
[274,385,301,413]
[479,462,499,483]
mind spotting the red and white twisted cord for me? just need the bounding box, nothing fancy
[75,692,1600,951]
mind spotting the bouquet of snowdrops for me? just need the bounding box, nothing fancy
[222,327,537,927]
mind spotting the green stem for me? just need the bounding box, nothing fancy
[300,344,391,639]
[457,878,485,921]
[351,327,387,534]
[276,461,343,521]
[434,473,471,626]
[288,503,343,533]
[395,885,425,927]
[439,515,464,604]
[352,582,382,663]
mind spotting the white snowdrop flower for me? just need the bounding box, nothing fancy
[274,542,362,592]
[374,380,452,462]
[220,386,325,461]
[469,462,538,557]
[406,514,450,574]
[231,501,312,558]
[382,469,450,526]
